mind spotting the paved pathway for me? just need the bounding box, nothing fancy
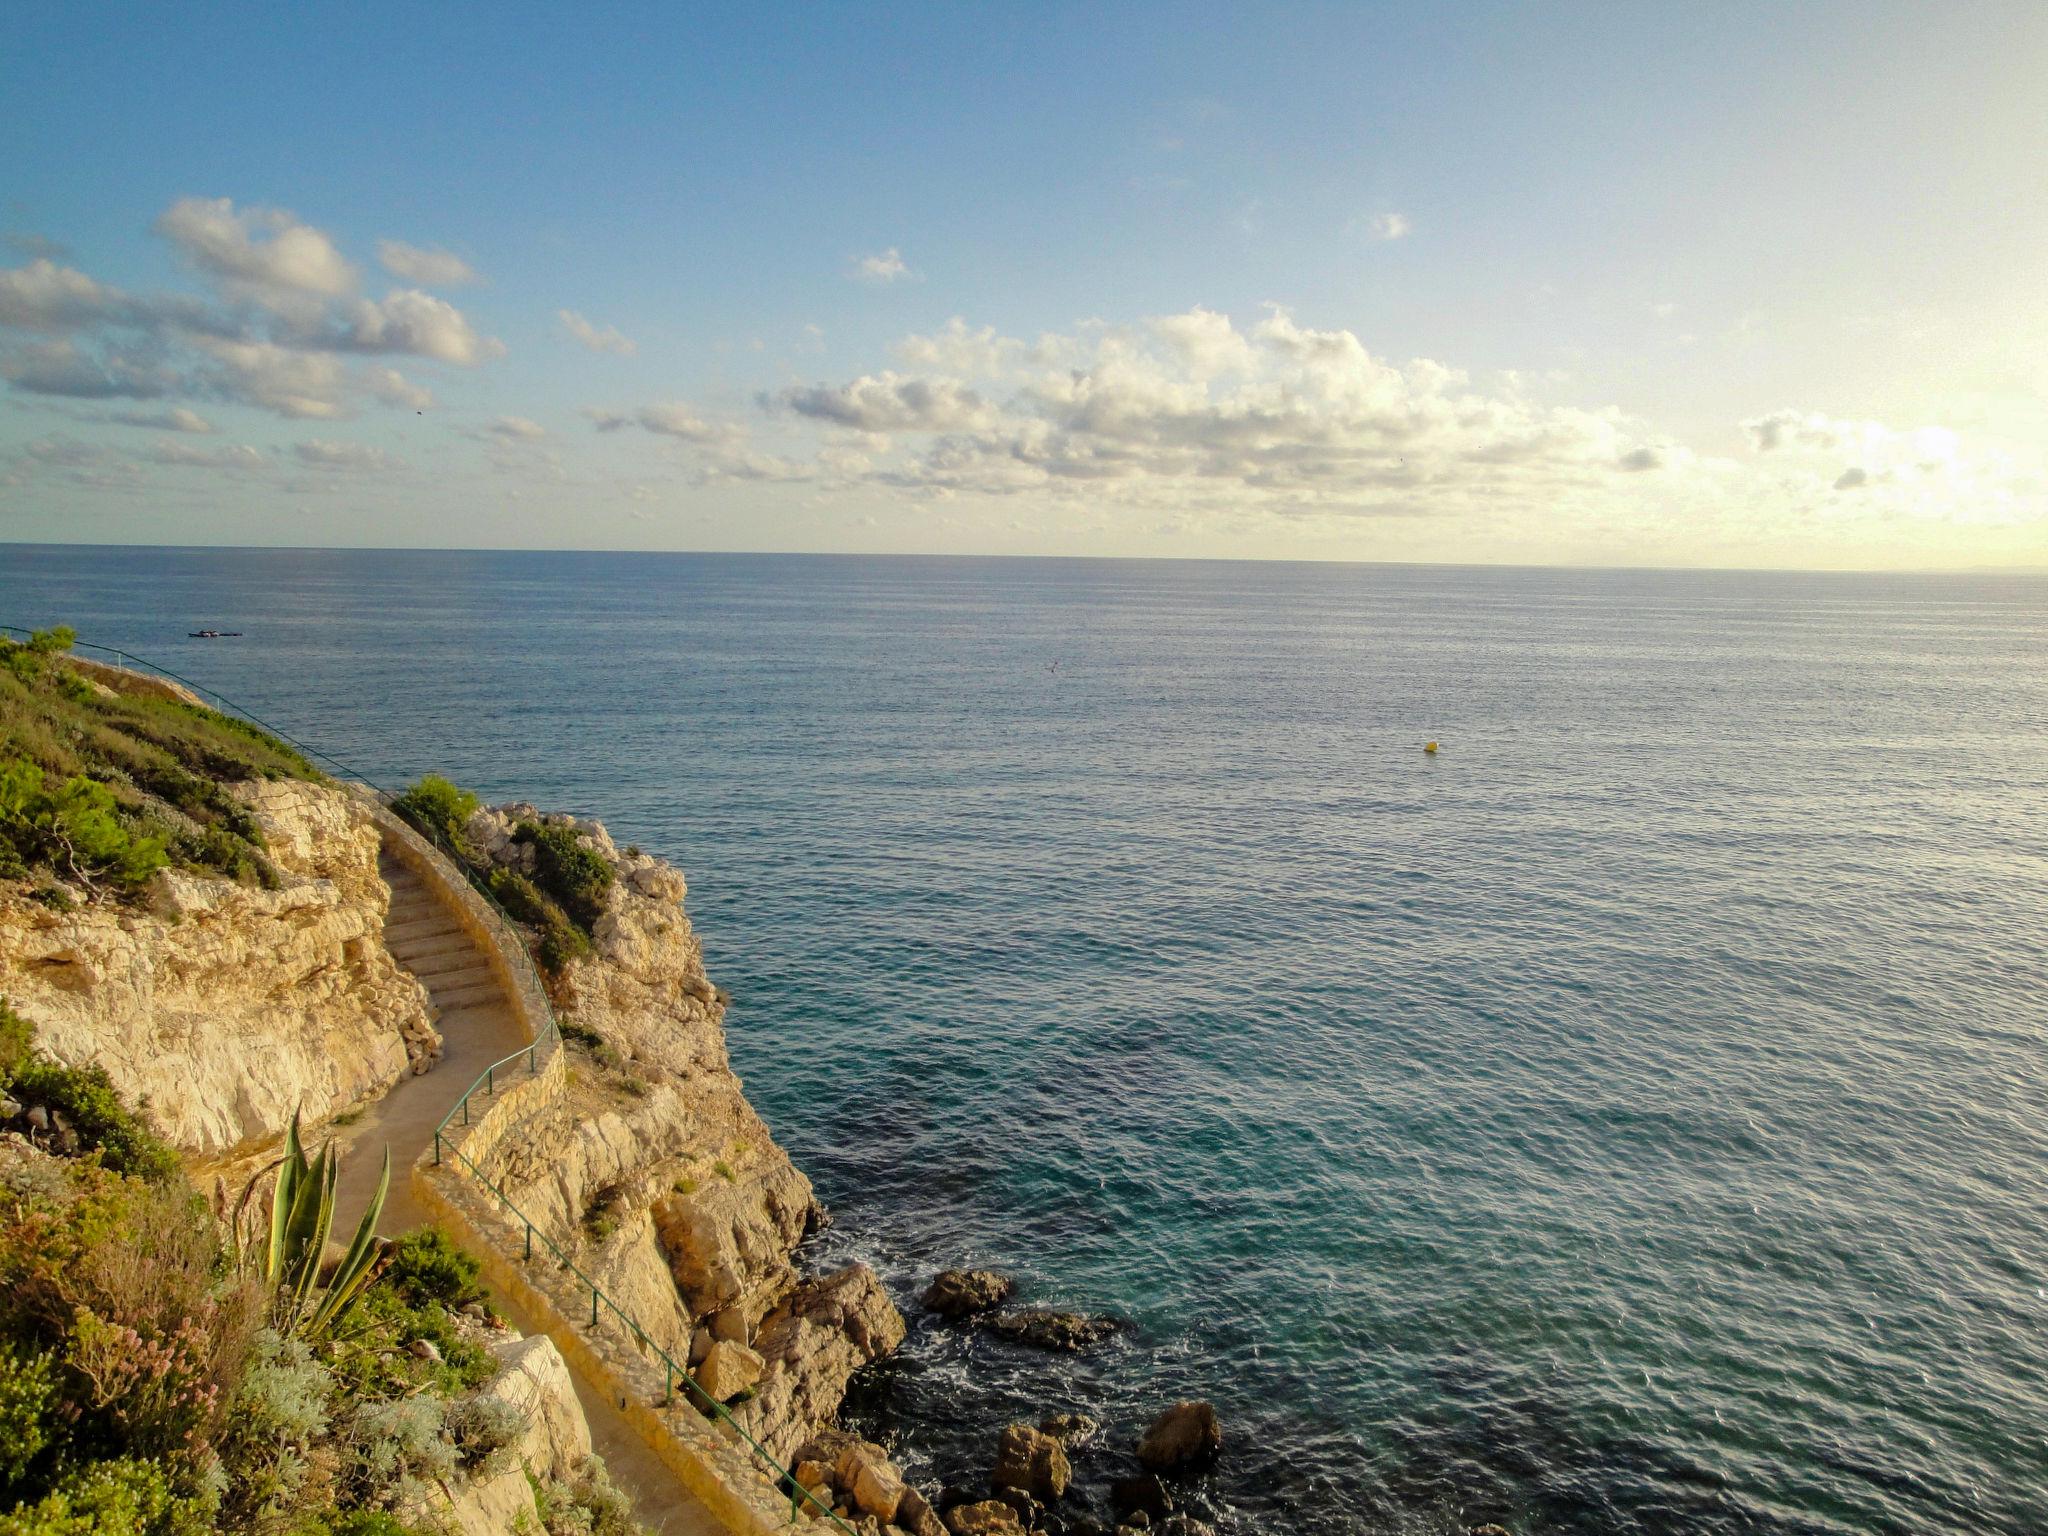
[333,844,724,1536]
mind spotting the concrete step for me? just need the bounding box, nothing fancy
[386,899,445,925]
[409,955,497,988]
[385,918,463,947]
[388,930,475,964]
[431,977,505,1010]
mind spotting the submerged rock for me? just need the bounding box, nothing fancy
[984,1309,1120,1352]
[1135,1401,1220,1475]
[923,1267,1015,1318]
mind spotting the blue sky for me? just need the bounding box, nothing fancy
[3,1,2045,566]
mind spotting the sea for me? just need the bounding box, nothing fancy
[2,545,2043,1536]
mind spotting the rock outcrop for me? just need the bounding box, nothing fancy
[1136,1401,1221,1475]
[0,780,436,1158]
[459,803,907,1464]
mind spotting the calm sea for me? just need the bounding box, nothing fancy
[2,545,2044,1535]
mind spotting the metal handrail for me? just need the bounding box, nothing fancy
[2,625,850,1532]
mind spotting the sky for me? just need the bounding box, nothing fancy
[2,0,2045,568]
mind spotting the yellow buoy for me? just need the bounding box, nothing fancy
[1424,741,1439,754]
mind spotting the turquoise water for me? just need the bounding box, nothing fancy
[3,546,2045,1535]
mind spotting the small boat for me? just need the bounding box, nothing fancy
[188,630,244,639]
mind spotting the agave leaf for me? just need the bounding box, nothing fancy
[288,1143,340,1315]
[305,1148,389,1337]
[266,1113,307,1282]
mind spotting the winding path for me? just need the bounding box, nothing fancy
[333,842,724,1536]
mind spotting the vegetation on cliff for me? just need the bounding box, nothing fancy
[0,629,316,896]
[0,997,645,1536]
[392,776,612,976]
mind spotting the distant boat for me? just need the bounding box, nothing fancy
[188,629,243,639]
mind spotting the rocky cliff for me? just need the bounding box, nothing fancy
[461,803,907,1465]
[0,779,438,1158]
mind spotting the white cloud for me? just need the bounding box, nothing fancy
[584,402,741,443]
[150,440,265,470]
[193,338,349,419]
[490,416,546,440]
[335,289,504,365]
[558,310,636,355]
[376,240,478,287]
[365,367,434,411]
[112,405,216,434]
[851,248,916,284]
[155,197,356,297]
[769,373,999,433]
[293,439,399,471]
[1366,211,1412,242]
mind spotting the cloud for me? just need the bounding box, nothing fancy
[558,309,636,355]
[0,338,177,399]
[1833,466,1869,490]
[1366,212,1412,242]
[584,402,741,443]
[364,367,434,411]
[376,240,478,287]
[851,248,916,284]
[111,405,216,434]
[193,338,349,418]
[292,439,399,471]
[150,440,265,471]
[155,197,356,298]
[769,373,999,433]
[1618,447,1663,471]
[333,289,504,365]
[4,233,73,263]
[489,416,546,440]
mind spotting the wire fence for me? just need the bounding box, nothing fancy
[1,623,849,1533]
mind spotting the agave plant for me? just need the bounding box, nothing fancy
[233,1112,391,1340]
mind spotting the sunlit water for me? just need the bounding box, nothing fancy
[3,546,2044,1535]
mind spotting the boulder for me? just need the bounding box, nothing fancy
[984,1310,1119,1352]
[480,1334,591,1481]
[1038,1412,1100,1449]
[896,1486,947,1536]
[992,1422,1071,1503]
[696,1338,766,1400]
[1109,1475,1174,1520]
[850,1456,906,1524]
[1135,1401,1220,1475]
[944,1502,1024,1536]
[922,1268,1014,1318]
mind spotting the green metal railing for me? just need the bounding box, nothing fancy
[2,625,851,1533]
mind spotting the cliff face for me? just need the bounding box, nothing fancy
[463,804,906,1463]
[0,780,438,1157]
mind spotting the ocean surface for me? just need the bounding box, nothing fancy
[2,545,2044,1536]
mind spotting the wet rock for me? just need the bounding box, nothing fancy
[1156,1519,1213,1536]
[984,1309,1120,1352]
[1038,1412,1100,1449]
[923,1268,1015,1318]
[1109,1475,1174,1521]
[944,1501,1024,1536]
[992,1422,1072,1503]
[993,1487,1043,1528]
[1135,1401,1220,1475]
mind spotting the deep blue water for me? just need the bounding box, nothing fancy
[2,545,2045,1536]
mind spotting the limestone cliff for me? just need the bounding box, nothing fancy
[462,803,907,1464]
[0,780,438,1158]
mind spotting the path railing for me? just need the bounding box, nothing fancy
[2,624,851,1533]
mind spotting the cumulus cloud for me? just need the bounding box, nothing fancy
[851,248,916,284]
[558,309,636,355]
[1365,211,1412,242]
[584,402,738,442]
[489,416,546,440]
[112,405,216,434]
[0,201,501,423]
[156,197,356,297]
[292,439,399,471]
[376,240,478,287]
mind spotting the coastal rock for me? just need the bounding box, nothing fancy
[1109,1476,1175,1520]
[984,1309,1120,1352]
[944,1502,1024,1536]
[923,1268,1014,1318]
[479,1334,591,1481]
[1135,1402,1220,1475]
[1038,1412,1100,1449]
[696,1338,766,1400]
[896,1486,947,1536]
[741,1264,908,1461]
[0,780,436,1157]
[992,1422,1071,1502]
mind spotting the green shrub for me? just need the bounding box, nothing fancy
[487,870,590,976]
[7,1052,181,1183]
[381,1229,487,1314]
[0,1344,56,1487]
[0,761,167,892]
[0,1001,30,1090]
[0,1455,177,1536]
[391,776,478,851]
[512,821,613,932]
